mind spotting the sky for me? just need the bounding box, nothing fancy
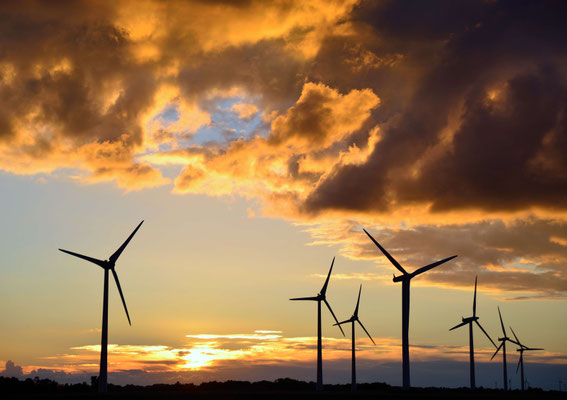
[1,0,567,390]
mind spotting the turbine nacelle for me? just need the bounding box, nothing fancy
[363,229,457,284]
[517,347,543,352]
[334,317,355,326]
[449,277,496,350]
[289,257,345,337]
[334,285,375,345]
[59,220,144,328]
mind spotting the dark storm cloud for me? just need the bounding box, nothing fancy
[401,67,567,212]
[353,0,486,41]
[304,0,567,215]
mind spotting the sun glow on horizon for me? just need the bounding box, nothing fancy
[14,330,566,378]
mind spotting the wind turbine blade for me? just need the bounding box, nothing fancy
[525,347,544,351]
[357,319,375,345]
[497,306,507,337]
[449,321,468,331]
[289,296,319,301]
[354,284,362,317]
[334,318,352,326]
[109,221,144,263]
[320,257,335,296]
[491,342,503,360]
[111,269,131,326]
[363,229,407,275]
[510,326,521,345]
[324,299,345,336]
[516,353,522,373]
[59,249,106,268]
[475,320,497,348]
[412,255,458,277]
[473,276,477,317]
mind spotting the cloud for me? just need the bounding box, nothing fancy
[3,0,565,209]
[0,0,361,190]
[304,1,567,216]
[0,1,169,189]
[2,0,566,207]
[2,1,567,296]
[231,103,259,119]
[0,360,23,378]
[10,331,567,388]
[301,216,567,298]
[170,82,380,216]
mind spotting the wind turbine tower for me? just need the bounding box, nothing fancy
[363,228,457,389]
[59,220,143,392]
[335,284,375,391]
[449,276,497,390]
[290,257,345,391]
[509,326,543,391]
[490,307,519,391]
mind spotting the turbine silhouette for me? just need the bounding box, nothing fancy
[509,326,543,391]
[334,284,375,392]
[449,276,496,390]
[490,307,520,391]
[363,228,457,389]
[290,257,345,391]
[59,220,143,393]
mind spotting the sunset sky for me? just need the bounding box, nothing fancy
[1,0,567,390]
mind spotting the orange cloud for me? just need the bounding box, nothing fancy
[231,103,259,119]
[18,329,567,381]
[168,82,380,216]
[114,0,358,55]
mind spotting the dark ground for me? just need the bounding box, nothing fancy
[1,377,564,399]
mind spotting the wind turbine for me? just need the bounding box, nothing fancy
[509,326,543,391]
[449,276,497,390]
[59,220,143,393]
[490,307,519,391]
[334,284,375,392]
[363,228,457,389]
[290,257,345,391]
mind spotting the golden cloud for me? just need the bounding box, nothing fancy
[168,82,380,217]
[231,103,259,120]
[25,329,558,377]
